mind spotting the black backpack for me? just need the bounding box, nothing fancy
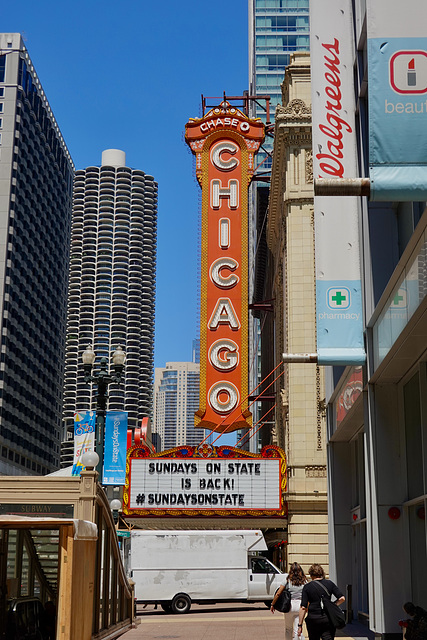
[313,581,346,629]
[274,583,292,613]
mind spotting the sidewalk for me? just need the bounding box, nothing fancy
[337,619,375,640]
[121,604,377,640]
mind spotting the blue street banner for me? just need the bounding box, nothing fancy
[72,411,96,476]
[103,411,128,485]
[368,0,427,200]
[310,0,365,365]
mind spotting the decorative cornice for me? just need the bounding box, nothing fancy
[268,69,313,250]
[285,198,314,206]
[279,132,312,147]
[276,99,311,120]
[305,465,327,478]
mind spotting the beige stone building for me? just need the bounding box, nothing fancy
[267,53,328,573]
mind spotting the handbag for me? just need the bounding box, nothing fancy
[314,581,346,629]
[274,584,292,613]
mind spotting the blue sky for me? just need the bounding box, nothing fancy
[1,0,249,369]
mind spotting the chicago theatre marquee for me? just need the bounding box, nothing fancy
[123,101,287,528]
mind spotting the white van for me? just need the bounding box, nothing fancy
[130,529,284,613]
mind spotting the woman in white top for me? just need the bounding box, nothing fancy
[271,562,307,640]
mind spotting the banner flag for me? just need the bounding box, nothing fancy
[367,0,427,201]
[103,411,128,485]
[310,0,365,365]
[72,411,96,476]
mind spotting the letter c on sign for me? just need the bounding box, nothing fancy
[209,381,239,414]
[209,339,239,371]
[210,257,239,289]
[211,142,239,171]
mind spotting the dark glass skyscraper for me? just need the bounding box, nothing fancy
[0,34,74,475]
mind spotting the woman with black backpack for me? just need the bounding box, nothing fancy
[271,562,308,639]
[297,564,345,640]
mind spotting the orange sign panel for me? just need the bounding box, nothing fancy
[185,102,264,432]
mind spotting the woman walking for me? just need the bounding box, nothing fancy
[271,562,308,639]
[297,564,345,640]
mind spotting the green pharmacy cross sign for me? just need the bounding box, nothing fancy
[332,291,347,306]
[327,287,351,310]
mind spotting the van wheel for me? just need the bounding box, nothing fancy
[160,602,172,613]
[171,593,191,614]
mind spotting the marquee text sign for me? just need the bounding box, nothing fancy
[122,444,286,518]
[185,102,264,432]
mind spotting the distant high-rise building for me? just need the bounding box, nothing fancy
[249,0,310,171]
[153,362,200,450]
[0,34,74,475]
[192,338,200,364]
[62,149,157,441]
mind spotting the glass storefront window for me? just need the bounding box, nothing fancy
[373,230,427,368]
[404,372,424,500]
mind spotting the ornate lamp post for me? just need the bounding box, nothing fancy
[82,345,126,478]
[110,498,122,526]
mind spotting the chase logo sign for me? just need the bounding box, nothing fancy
[327,287,351,310]
[390,50,427,94]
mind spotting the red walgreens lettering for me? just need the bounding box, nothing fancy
[316,39,352,178]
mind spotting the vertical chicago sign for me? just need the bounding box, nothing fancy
[185,102,264,432]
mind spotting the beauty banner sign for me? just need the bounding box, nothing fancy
[72,411,96,476]
[367,0,427,200]
[310,0,365,365]
[123,444,286,518]
[103,411,128,485]
[185,102,264,432]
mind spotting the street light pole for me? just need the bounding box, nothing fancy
[82,345,126,479]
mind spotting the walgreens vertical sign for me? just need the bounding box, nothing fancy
[310,0,365,365]
[185,102,264,431]
[315,40,353,179]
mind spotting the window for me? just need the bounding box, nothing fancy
[404,372,423,499]
[251,558,278,574]
[0,104,4,114]
[0,56,5,83]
